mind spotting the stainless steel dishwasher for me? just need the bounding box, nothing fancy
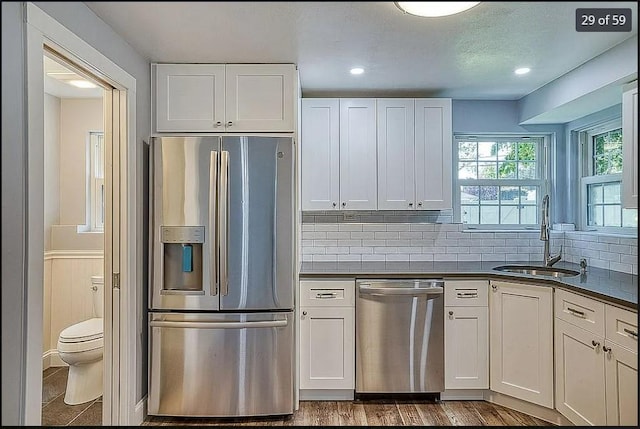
[356,279,444,394]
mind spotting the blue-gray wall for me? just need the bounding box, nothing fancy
[1,2,150,424]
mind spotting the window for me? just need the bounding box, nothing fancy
[455,135,546,228]
[580,119,637,232]
[89,131,105,231]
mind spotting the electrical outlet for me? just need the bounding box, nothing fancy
[343,213,356,221]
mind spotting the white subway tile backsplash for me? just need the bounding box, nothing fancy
[300,223,637,274]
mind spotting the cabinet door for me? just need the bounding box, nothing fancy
[155,64,225,132]
[299,306,354,390]
[622,81,637,208]
[225,64,295,132]
[377,99,415,210]
[554,318,606,426]
[414,99,452,210]
[339,99,377,210]
[489,281,553,408]
[445,306,488,389]
[605,341,638,426]
[300,99,340,210]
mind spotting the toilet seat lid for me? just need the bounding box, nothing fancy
[59,318,103,342]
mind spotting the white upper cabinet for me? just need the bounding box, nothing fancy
[377,99,416,210]
[154,63,295,132]
[622,80,638,208]
[339,99,377,210]
[415,99,453,210]
[156,64,226,132]
[300,99,340,210]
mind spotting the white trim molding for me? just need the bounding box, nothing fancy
[44,250,104,261]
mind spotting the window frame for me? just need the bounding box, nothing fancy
[454,134,549,230]
[578,118,637,234]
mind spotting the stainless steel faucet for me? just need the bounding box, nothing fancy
[540,194,562,267]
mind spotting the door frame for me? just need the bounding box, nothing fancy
[24,2,139,425]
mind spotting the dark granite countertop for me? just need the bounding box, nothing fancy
[299,261,638,310]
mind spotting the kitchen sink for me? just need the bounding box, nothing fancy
[492,265,581,278]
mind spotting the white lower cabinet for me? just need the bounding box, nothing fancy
[554,289,638,426]
[489,280,554,408]
[299,280,355,395]
[444,280,489,390]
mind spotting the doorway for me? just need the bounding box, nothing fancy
[25,3,139,425]
[41,51,106,425]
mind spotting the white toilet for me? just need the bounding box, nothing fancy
[57,275,104,405]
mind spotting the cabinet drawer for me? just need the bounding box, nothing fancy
[445,280,488,306]
[300,280,354,307]
[555,289,605,337]
[606,304,638,353]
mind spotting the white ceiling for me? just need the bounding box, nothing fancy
[44,55,104,99]
[86,1,638,100]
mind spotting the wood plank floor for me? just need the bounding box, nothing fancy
[143,400,552,426]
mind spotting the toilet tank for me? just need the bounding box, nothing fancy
[91,275,104,318]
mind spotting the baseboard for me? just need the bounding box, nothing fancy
[441,389,487,400]
[42,349,67,369]
[133,396,147,426]
[484,390,573,426]
[299,389,354,400]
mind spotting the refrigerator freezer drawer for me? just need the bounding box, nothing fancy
[148,312,293,417]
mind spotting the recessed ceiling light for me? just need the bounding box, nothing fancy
[68,79,98,89]
[350,67,365,75]
[514,67,531,75]
[395,2,480,17]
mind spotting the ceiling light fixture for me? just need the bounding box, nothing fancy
[514,67,531,75]
[68,79,98,89]
[394,2,480,17]
[350,67,365,75]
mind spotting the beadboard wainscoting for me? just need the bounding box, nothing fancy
[300,222,637,274]
[43,251,104,369]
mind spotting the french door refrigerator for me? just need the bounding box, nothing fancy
[147,136,294,417]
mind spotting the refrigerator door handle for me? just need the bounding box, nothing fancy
[219,151,229,296]
[209,151,219,296]
[149,319,288,329]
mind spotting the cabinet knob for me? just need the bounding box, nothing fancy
[342,202,346,207]
[332,202,337,207]
[214,121,222,127]
[491,284,497,291]
[418,202,423,207]
[602,345,611,355]
[409,202,413,207]
[591,340,600,349]
[448,311,454,316]
[302,311,307,316]
[227,121,233,127]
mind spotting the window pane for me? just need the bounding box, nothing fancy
[460,186,479,204]
[478,142,496,161]
[500,206,519,224]
[594,135,605,154]
[518,162,536,179]
[497,161,516,179]
[499,186,519,204]
[521,205,537,224]
[458,142,477,160]
[518,142,536,161]
[603,182,620,203]
[497,142,515,161]
[478,162,496,179]
[603,205,621,227]
[588,184,603,204]
[588,205,603,226]
[594,156,608,175]
[608,150,623,174]
[461,205,479,224]
[521,186,537,205]
[480,206,499,224]
[479,186,499,205]
[458,162,477,179]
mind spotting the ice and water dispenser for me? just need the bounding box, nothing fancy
[161,226,205,292]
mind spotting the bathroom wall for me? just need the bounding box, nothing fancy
[43,96,104,368]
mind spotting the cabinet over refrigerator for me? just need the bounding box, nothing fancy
[147,136,295,417]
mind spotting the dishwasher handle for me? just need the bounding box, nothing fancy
[358,284,444,297]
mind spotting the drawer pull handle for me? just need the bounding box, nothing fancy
[316,292,338,299]
[457,292,478,298]
[567,307,586,318]
[623,328,638,338]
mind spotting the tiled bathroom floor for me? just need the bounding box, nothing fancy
[42,367,102,426]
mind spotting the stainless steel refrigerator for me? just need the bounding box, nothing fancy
[147,136,294,417]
